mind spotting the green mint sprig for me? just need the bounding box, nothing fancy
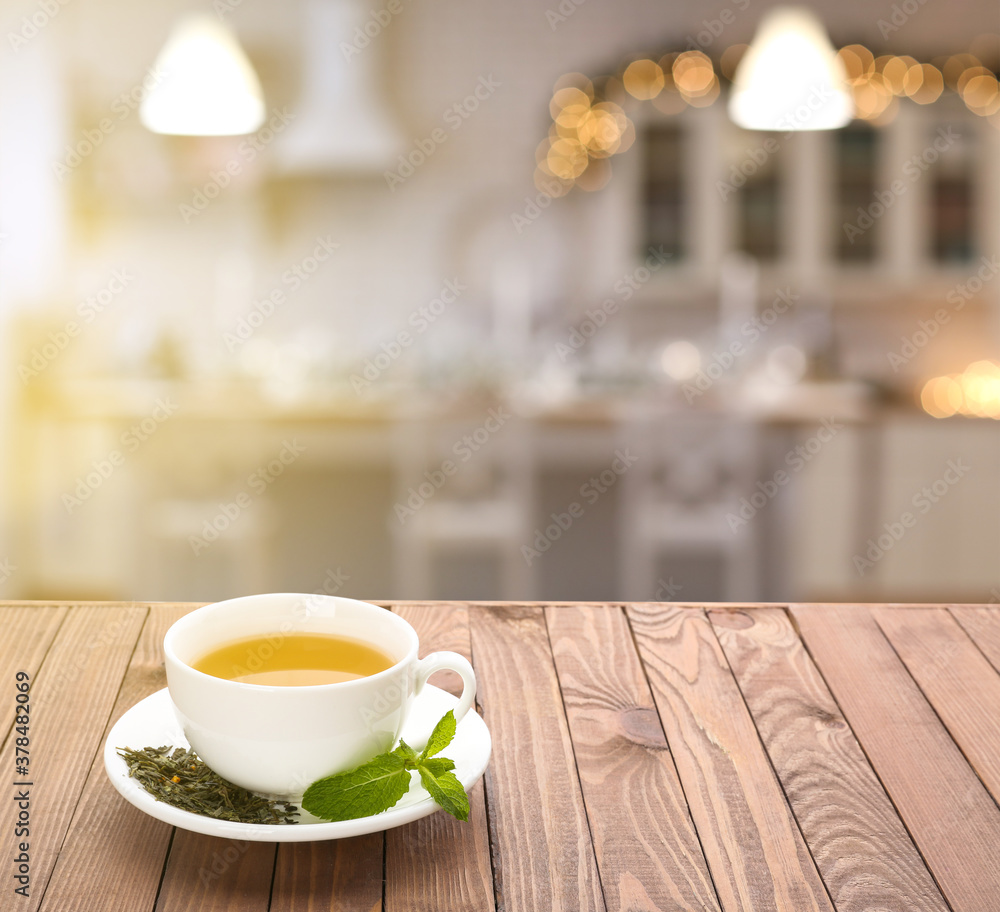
[301,710,470,822]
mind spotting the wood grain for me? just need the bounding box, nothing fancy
[626,602,835,912]
[874,606,1000,801]
[949,605,1000,672]
[154,831,276,912]
[0,603,148,912]
[391,602,470,698]
[469,604,605,912]
[793,603,1000,912]
[39,604,192,912]
[710,606,948,912]
[385,603,495,912]
[272,836,383,912]
[12,600,1000,912]
[0,605,66,742]
[546,604,721,912]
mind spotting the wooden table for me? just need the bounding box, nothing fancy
[3,600,1000,911]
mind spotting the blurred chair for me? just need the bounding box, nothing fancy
[618,409,760,601]
[389,406,535,600]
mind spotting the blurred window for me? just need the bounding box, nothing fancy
[644,123,686,261]
[834,124,879,263]
[928,122,976,264]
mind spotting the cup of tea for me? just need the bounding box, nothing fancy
[163,593,476,797]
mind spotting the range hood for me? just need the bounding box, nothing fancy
[277,0,405,173]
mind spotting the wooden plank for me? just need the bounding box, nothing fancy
[793,604,1000,912]
[546,605,721,912]
[469,604,605,912]
[0,603,148,912]
[155,832,276,912]
[385,603,495,912]
[710,607,948,912]
[626,602,835,912]
[39,604,192,912]
[272,836,383,912]
[0,605,66,742]
[949,605,1000,672]
[874,606,1000,802]
[391,602,469,698]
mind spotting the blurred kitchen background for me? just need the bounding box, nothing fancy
[0,0,998,604]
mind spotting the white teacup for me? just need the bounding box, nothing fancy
[164,593,476,797]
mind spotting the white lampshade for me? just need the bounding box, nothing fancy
[728,7,853,131]
[140,15,265,136]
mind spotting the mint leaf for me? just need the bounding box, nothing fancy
[393,739,419,764]
[420,757,455,777]
[302,752,412,822]
[420,710,457,760]
[301,711,471,823]
[418,767,469,821]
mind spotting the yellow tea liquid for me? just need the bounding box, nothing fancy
[192,632,395,686]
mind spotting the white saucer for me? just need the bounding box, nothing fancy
[103,685,491,842]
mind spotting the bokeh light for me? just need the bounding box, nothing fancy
[882,55,919,95]
[851,71,894,120]
[921,362,1000,419]
[659,340,701,381]
[543,40,998,194]
[838,44,875,83]
[623,59,665,100]
[904,64,944,104]
[546,137,589,180]
[672,51,716,98]
[960,71,1000,115]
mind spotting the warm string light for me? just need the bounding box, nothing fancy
[921,361,1000,419]
[541,38,999,193]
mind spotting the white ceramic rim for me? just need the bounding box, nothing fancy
[163,593,419,692]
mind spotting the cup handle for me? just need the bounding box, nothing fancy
[413,651,476,722]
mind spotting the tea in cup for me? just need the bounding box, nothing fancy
[164,593,476,797]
